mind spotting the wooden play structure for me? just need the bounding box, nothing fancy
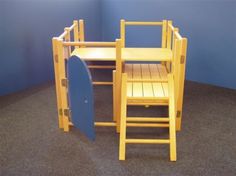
[52,19,187,161]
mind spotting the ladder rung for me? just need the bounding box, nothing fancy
[125,139,170,144]
[126,117,169,122]
[95,122,116,126]
[93,82,113,85]
[126,123,169,127]
[88,65,115,69]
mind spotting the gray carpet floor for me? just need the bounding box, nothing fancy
[1,77,236,175]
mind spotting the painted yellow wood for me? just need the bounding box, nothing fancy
[113,70,117,122]
[57,39,69,132]
[157,64,169,97]
[176,38,188,131]
[125,21,163,26]
[94,122,116,126]
[64,27,71,55]
[166,20,173,72]
[73,20,79,41]
[168,74,176,161]
[125,64,133,97]
[71,48,172,62]
[79,20,85,42]
[119,73,128,160]
[126,123,169,127]
[126,117,169,122]
[52,38,63,129]
[149,64,165,97]
[162,20,167,48]
[115,39,122,133]
[120,19,126,47]
[125,139,170,144]
[92,82,113,85]
[167,21,173,49]
[141,64,154,97]
[88,65,115,69]
[132,64,143,97]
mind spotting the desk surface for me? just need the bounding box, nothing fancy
[71,48,172,62]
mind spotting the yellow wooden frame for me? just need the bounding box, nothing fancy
[52,20,122,132]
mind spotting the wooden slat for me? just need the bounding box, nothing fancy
[125,64,133,97]
[141,64,154,97]
[157,64,169,97]
[149,64,165,97]
[132,64,143,97]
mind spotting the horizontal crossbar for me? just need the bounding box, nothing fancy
[125,21,163,26]
[126,117,169,122]
[127,79,168,83]
[93,82,113,85]
[69,122,116,127]
[63,41,116,47]
[125,139,170,144]
[88,65,115,69]
[126,123,169,127]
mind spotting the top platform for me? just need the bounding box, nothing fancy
[71,48,172,62]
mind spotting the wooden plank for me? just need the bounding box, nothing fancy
[125,64,133,97]
[149,64,165,97]
[141,64,154,97]
[157,64,169,97]
[132,64,143,97]
[71,48,172,62]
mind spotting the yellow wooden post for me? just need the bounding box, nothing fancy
[113,70,117,122]
[161,20,167,48]
[115,39,122,132]
[52,38,63,129]
[168,74,177,161]
[167,20,173,49]
[73,20,79,41]
[120,19,126,47]
[166,20,173,72]
[65,27,71,55]
[161,20,167,65]
[79,19,85,42]
[119,73,127,160]
[176,38,188,131]
[57,39,70,132]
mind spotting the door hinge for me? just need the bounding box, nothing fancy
[176,110,181,118]
[180,55,185,64]
[61,79,68,88]
[59,108,63,116]
[54,54,59,63]
[64,108,71,118]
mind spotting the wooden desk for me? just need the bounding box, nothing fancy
[71,48,172,61]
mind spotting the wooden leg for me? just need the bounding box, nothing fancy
[113,70,117,122]
[119,74,127,160]
[176,111,182,131]
[168,74,177,161]
[63,116,70,132]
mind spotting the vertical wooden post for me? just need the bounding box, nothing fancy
[119,73,127,160]
[166,20,173,72]
[57,39,70,132]
[115,39,122,133]
[161,20,167,48]
[79,19,85,42]
[113,70,117,122]
[176,38,188,131]
[167,20,173,49]
[52,38,63,129]
[65,27,71,55]
[168,74,177,161]
[73,20,79,41]
[161,20,167,65]
[120,19,126,47]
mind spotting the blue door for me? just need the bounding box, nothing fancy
[67,56,95,140]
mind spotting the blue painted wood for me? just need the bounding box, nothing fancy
[67,56,95,140]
